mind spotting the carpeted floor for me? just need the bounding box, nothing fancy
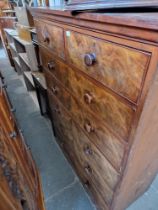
[1,49,158,210]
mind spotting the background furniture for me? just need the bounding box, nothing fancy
[0,73,45,210]
[31,8,158,210]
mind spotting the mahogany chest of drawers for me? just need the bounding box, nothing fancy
[30,9,158,210]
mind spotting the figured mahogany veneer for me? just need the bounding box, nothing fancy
[65,30,150,103]
[31,8,158,210]
[35,20,65,59]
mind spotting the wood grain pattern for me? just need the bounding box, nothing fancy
[65,30,150,103]
[48,90,115,206]
[40,46,69,86]
[45,66,133,141]
[35,20,65,59]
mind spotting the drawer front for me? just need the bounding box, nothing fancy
[46,72,125,172]
[45,64,133,140]
[65,30,150,103]
[40,47,69,87]
[48,91,115,205]
[45,69,71,111]
[35,20,65,59]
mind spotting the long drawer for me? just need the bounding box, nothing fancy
[65,30,150,103]
[48,90,116,206]
[44,65,134,141]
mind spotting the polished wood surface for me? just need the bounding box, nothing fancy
[65,30,150,103]
[35,20,65,59]
[44,59,134,140]
[45,68,125,171]
[31,8,158,210]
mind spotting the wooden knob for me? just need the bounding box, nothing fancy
[84,122,94,133]
[51,86,59,95]
[84,53,96,66]
[84,180,90,188]
[84,165,92,174]
[53,108,60,114]
[48,61,55,70]
[9,131,17,139]
[10,108,16,113]
[43,36,50,43]
[84,93,93,104]
[84,145,93,156]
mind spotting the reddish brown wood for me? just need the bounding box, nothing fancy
[31,8,158,210]
[0,78,45,210]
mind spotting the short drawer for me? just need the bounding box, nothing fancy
[35,20,65,59]
[47,75,125,171]
[40,47,69,87]
[65,30,150,103]
[45,69,71,111]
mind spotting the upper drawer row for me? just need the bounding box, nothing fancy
[35,19,151,104]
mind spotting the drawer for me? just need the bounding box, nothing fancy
[45,66,133,140]
[35,20,65,59]
[70,96,125,171]
[40,47,69,87]
[45,69,71,111]
[68,67,134,140]
[47,91,115,205]
[46,70,126,170]
[65,30,150,103]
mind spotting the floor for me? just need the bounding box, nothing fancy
[1,48,158,210]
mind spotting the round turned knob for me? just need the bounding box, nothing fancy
[84,122,94,133]
[51,86,59,95]
[84,53,96,66]
[10,108,16,113]
[9,131,17,139]
[84,93,93,104]
[84,145,93,156]
[84,165,92,174]
[43,36,50,43]
[47,61,55,70]
[84,180,90,188]
[53,108,60,114]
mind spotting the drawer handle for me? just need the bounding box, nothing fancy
[84,180,90,188]
[43,36,50,43]
[84,164,92,174]
[53,107,61,114]
[9,131,17,139]
[84,122,94,133]
[10,107,16,113]
[84,145,93,156]
[84,93,93,104]
[47,61,55,70]
[51,86,59,95]
[84,53,96,66]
